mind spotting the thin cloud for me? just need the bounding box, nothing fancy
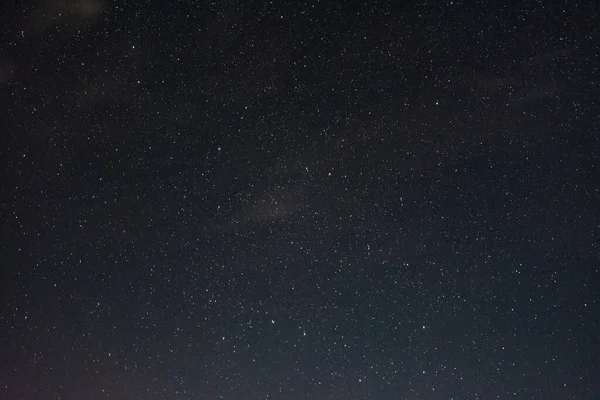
[27,0,105,31]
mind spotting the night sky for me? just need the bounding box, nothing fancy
[1,1,600,399]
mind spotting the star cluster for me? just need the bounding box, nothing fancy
[1,1,599,399]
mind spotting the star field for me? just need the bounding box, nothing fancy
[1,1,599,399]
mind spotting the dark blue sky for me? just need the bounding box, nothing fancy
[1,1,599,399]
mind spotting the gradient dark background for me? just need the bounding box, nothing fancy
[1,0,599,399]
